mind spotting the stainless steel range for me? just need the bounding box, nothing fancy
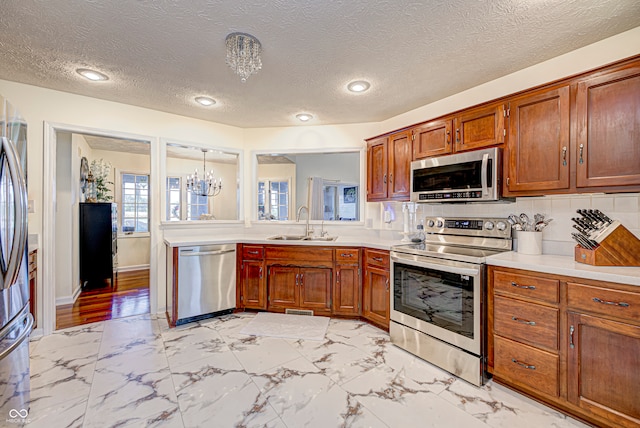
[390,217,512,386]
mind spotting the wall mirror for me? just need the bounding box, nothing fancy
[165,143,240,221]
[255,150,361,222]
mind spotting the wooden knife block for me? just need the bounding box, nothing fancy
[574,223,640,266]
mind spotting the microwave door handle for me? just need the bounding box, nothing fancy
[0,137,28,289]
[481,153,489,196]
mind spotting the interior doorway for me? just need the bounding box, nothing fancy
[48,126,156,332]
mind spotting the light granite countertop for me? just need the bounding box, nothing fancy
[164,234,640,286]
[163,234,402,251]
[487,251,640,286]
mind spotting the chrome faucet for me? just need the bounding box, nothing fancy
[296,205,312,237]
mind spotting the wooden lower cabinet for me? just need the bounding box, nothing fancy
[488,266,640,428]
[362,249,390,329]
[237,245,267,310]
[333,264,360,315]
[333,248,361,316]
[240,260,266,309]
[567,312,640,427]
[268,266,300,308]
[267,265,331,313]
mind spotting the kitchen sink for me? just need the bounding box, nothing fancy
[266,235,338,241]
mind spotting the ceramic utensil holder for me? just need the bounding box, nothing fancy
[517,231,542,255]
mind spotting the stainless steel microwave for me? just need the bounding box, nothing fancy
[411,147,509,203]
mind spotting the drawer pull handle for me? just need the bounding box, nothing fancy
[511,359,536,370]
[569,325,575,349]
[248,250,260,255]
[511,281,536,290]
[592,297,629,307]
[295,274,300,286]
[259,267,263,279]
[511,316,536,326]
[373,257,383,262]
[340,253,353,258]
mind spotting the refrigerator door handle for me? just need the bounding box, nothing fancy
[0,312,33,361]
[0,137,28,290]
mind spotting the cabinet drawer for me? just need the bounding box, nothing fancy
[335,248,360,263]
[493,336,559,398]
[242,245,264,260]
[494,270,559,304]
[265,245,333,262]
[567,282,640,322]
[365,249,389,269]
[494,296,559,351]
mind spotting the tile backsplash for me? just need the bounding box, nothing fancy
[372,193,640,256]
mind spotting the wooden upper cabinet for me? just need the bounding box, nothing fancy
[575,63,640,189]
[366,132,411,202]
[505,86,571,194]
[412,119,452,159]
[366,136,389,201]
[454,103,505,152]
[387,131,411,200]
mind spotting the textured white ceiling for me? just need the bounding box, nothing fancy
[1,1,639,128]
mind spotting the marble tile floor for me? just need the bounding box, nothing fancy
[26,313,590,428]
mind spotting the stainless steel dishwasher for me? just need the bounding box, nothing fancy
[171,244,236,325]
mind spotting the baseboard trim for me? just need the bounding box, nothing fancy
[117,264,150,273]
[56,284,82,306]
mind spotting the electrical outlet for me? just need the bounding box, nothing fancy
[28,200,35,213]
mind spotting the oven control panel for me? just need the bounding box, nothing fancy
[423,217,511,238]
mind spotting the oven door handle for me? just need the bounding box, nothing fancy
[481,152,489,196]
[391,252,480,276]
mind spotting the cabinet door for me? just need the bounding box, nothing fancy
[505,86,570,193]
[366,137,388,201]
[299,267,331,310]
[363,265,390,328]
[412,119,452,159]
[454,103,505,152]
[387,131,411,200]
[240,261,266,310]
[567,312,640,427]
[333,264,360,315]
[268,266,299,309]
[576,64,640,188]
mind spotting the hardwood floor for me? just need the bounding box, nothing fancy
[56,269,150,330]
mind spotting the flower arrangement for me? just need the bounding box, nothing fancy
[89,159,114,202]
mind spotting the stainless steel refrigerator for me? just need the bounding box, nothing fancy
[0,94,32,423]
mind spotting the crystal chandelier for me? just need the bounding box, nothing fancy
[225,32,262,82]
[186,149,222,197]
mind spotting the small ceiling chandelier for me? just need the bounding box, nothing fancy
[186,149,222,197]
[225,32,262,82]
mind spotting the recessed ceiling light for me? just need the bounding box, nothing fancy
[195,96,216,106]
[296,113,313,122]
[76,68,109,81]
[347,80,370,93]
